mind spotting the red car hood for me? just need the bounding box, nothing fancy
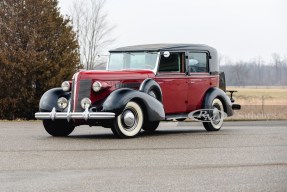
[76,70,155,81]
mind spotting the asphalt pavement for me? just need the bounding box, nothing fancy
[0,120,286,192]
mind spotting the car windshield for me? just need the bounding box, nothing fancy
[107,52,158,71]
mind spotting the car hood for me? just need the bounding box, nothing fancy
[75,70,155,81]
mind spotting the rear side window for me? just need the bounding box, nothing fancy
[188,52,208,73]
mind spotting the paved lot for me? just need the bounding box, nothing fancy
[0,121,286,192]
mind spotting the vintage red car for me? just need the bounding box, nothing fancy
[35,44,240,138]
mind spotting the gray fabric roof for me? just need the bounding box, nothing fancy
[109,44,216,52]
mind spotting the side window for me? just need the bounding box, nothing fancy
[188,52,208,73]
[159,52,184,72]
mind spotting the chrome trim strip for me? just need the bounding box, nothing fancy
[35,108,115,121]
[165,114,188,120]
[67,100,71,122]
[73,72,80,112]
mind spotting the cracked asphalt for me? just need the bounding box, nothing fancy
[0,121,286,192]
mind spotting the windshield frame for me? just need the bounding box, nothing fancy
[106,51,160,74]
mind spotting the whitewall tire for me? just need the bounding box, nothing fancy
[111,101,144,138]
[203,98,224,131]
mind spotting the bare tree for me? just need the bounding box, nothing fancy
[71,0,114,69]
[221,54,287,86]
[254,57,264,85]
[272,53,283,85]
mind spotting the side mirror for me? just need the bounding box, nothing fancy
[163,51,170,58]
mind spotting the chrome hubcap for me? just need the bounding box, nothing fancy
[122,110,136,128]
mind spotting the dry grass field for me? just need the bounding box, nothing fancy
[226,87,287,120]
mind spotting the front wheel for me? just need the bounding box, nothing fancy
[203,98,224,131]
[142,121,160,132]
[43,120,75,137]
[111,101,144,138]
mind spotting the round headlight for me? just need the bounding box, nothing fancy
[92,81,102,92]
[81,98,91,109]
[57,97,68,109]
[61,81,71,92]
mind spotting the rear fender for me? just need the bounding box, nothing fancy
[203,87,233,116]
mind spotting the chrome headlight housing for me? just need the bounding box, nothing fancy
[92,81,102,92]
[61,81,71,92]
[81,98,92,109]
[57,97,68,109]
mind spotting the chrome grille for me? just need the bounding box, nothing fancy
[75,80,92,112]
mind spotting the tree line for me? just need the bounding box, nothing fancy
[221,54,287,86]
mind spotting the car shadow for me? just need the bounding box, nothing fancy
[66,128,210,140]
[140,129,210,137]
[68,133,115,140]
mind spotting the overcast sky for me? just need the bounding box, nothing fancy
[59,0,287,63]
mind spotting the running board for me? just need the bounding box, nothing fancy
[165,114,189,120]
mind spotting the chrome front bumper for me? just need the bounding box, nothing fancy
[35,108,115,121]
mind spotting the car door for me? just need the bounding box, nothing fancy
[155,52,189,114]
[186,51,211,112]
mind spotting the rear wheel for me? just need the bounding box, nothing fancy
[43,120,75,137]
[203,98,224,131]
[111,101,144,138]
[140,79,162,102]
[148,90,157,99]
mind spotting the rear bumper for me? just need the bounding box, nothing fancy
[35,108,115,121]
[232,104,241,110]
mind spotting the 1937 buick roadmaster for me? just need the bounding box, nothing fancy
[35,44,240,138]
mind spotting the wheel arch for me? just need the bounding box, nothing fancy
[139,78,163,102]
[202,87,233,116]
[39,88,70,112]
[102,88,165,121]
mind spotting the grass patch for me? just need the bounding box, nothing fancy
[228,87,287,100]
[227,86,287,120]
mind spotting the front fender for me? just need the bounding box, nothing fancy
[39,88,70,112]
[203,87,233,116]
[102,88,165,122]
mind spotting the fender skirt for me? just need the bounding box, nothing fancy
[203,87,234,116]
[39,88,70,112]
[102,88,165,122]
